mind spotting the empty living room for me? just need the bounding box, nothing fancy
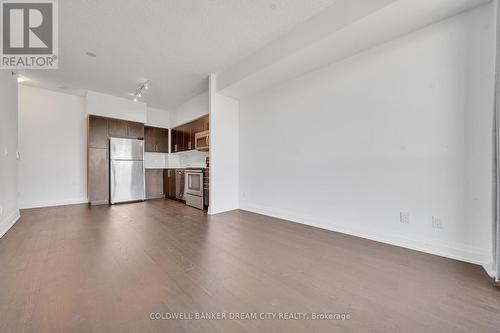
[0,0,500,332]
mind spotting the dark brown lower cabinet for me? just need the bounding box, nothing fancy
[88,148,109,205]
[145,169,164,199]
[164,169,176,199]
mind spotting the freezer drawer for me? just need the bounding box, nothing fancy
[110,160,145,203]
[110,138,144,160]
[185,193,204,210]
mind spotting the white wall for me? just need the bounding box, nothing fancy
[210,75,239,215]
[86,90,147,123]
[238,4,495,265]
[0,71,19,237]
[18,86,87,208]
[146,107,170,129]
[171,91,208,127]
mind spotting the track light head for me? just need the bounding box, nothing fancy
[131,80,149,102]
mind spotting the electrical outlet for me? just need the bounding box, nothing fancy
[432,216,443,229]
[0,205,3,217]
[400,212,410,224]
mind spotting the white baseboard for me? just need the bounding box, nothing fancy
[482,263,496,279]
[209,207,238,215]
[0,209,20,238]
[239,202,490,266]
[208,203,240,215]
[19,197,88,209]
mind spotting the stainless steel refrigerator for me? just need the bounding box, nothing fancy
[109,138,145,204]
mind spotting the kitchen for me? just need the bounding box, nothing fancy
[88,113,210,210]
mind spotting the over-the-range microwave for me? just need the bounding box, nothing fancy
[195,130,209,151]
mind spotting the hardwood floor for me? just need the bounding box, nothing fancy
[0,199,499,332]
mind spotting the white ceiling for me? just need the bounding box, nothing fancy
[218,0,490,99]
[20,0,338,109]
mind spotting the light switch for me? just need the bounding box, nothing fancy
[3,148,8,156]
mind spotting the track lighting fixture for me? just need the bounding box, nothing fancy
[132,80,149,102]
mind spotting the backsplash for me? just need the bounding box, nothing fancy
[145,150,208,169]
[168,150,208,168]
[144,152,166,169]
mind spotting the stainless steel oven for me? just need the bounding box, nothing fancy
[185,170,204,209]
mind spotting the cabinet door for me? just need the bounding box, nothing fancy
[169,169,176,198]
[164,170,174,198]
[88,148,109,204]
[146,169,164,199]
[127,121,144,139]
[186,121,194,150]
[144,126,156,152]
[171,129,177,152]
[185,124,192,150]
[176,126,185,152]
[182,126,190,151]
[108,119,128,138]
[163,170,169,198]
[88,116,108,149]
[156,128,169,153]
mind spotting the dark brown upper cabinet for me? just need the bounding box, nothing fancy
[170,115,209,153]
[173,126,185,152]
[144,126,168,153]
[170,128,177,153]
[180,125,189,151]
[156,128,169,152]
[108,118,128,138]
[186,124,194,150]
[144,126,156,152]
[88,116,108,149]
[127,121,144,139]
[108,118,144,139]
